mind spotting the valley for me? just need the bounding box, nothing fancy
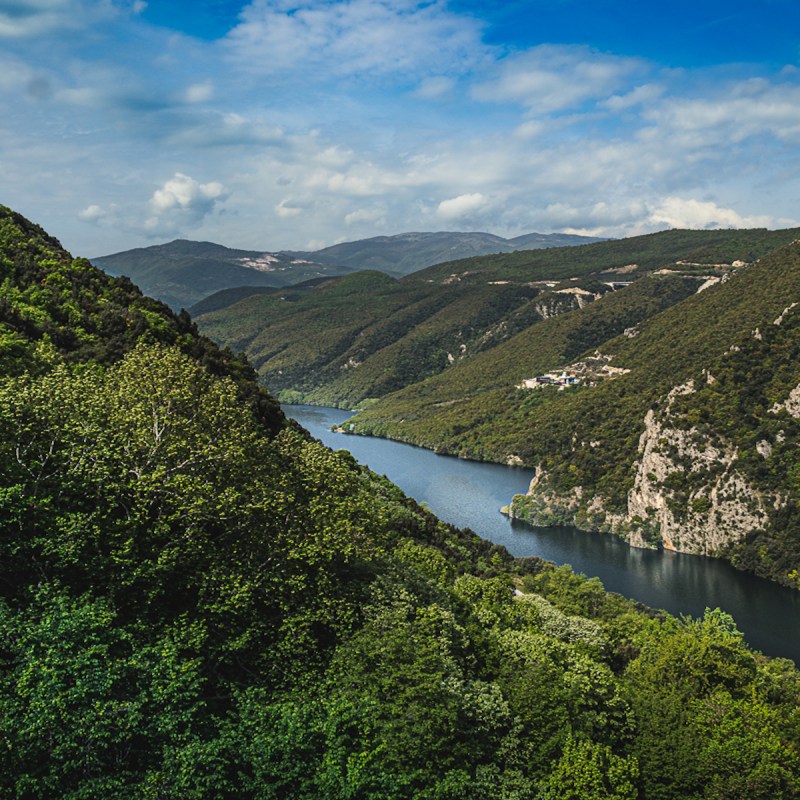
[2,204,799,798]
[193,226,800,589]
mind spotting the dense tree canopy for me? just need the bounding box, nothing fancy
[1,207,798,797]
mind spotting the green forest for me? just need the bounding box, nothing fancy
[195,223,800,588]
[194,226,800,414]
[1,205,800,798]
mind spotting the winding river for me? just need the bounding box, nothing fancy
[286,405,800,662]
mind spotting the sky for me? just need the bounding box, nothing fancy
[2,1,800,256]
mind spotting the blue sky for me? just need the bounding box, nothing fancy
[2,1,799,255]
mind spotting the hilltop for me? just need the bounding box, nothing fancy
[293,229,607,275]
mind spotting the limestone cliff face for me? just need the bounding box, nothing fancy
[511,380,772,557]
[625,382,769,555]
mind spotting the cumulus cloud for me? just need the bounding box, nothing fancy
[648,197,780,230]
[437,192,488,220]
[78,204,106,222]
[146,172,228,232]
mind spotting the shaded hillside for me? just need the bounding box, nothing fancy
[92,239,357,310]
[2,205,799,799]
[195,270,615,408]
[348,242,800,588]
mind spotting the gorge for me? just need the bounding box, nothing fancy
[288,404,800,662]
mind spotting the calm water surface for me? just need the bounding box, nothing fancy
[287,405,800,662]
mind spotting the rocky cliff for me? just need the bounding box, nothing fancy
[510,296,800,589]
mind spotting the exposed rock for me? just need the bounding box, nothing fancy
[774,303,798,326]
[771,384,800,418]
[511,379,771,558]
[627,384,769,555]
[696,277,721,293]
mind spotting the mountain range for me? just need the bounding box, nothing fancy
[92,230,606,310]
[194,225,800,589]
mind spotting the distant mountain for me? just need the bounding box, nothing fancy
[91,239,358,310]
[94,231,607,309]
[293,230,608,276]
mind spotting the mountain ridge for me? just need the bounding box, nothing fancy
[93,229,607,310]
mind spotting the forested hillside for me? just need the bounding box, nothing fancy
[195,226,800,411]
[1,205,799,798]
[92,239,358,311]
[94,229,606,311]
[349,241,800,588]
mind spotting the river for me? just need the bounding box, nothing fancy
[286,404,800,662]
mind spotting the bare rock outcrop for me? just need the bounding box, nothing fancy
[511,380,772,557]
[626,382,768,555]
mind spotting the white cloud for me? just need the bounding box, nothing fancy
[602,83,664,112]
[275,199,302,218]
[78,204,106,222]
[648,197,780,230]
[225,0,485,80]
[0,0,114,38]
[3,0,800,258]
[643,80,800,144]
[185,81,213,103]
[472,45,645,113]
[146,172,228,232]
[345,206,385,226]
[437,192,488,220]
[413,76,456,100]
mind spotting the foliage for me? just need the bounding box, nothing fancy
[1,207,799,798]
